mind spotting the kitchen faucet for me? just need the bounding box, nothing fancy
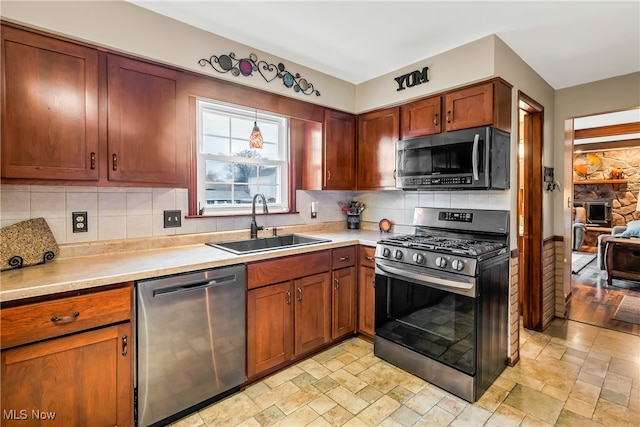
[250,193,269,238]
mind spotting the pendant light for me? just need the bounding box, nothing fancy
[249,109,263,149]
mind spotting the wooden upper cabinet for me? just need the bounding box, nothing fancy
[357,106,399,189]
[323,110,356,190]
[400,95,442,139]
[107,54,188,186]
[443,80,512,133]
[1,26,99,181]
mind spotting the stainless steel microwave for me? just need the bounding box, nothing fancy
[396,126,510,190]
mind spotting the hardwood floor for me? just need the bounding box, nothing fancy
[567,251,640,335]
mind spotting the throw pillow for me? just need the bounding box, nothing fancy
[620,220,640,237]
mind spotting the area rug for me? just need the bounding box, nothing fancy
[613,295,640,325]
[572,252,596,274]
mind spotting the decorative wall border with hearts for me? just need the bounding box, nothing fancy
[198,52,321,96]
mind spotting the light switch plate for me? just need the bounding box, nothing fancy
[163,210,182,228]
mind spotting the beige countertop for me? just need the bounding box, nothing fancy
[0,229,391,302]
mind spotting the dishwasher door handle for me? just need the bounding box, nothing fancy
[152,274,237,297]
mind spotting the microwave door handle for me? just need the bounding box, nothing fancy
[472,133,480,181]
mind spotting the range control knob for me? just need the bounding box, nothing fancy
[382,247,391,258]
[393,250,404,260]
[435,256,447,268]
[451,259,465,271]
[413,253,425,264]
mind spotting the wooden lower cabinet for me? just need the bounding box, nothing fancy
[358,246,376,337]
[246,281,294,378]
[332,266,356,339]
[294,273,332,355]
[246,272,331,378]
[1,322,132,427]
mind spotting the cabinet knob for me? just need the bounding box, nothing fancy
[286,290,291,305]
[334,277,340,290]
[122,335,128,356]
[446,111,451,123]
[364,255,374,261]
[434,113,439,126]
[112,153,118,171]
[297,287,302,301]
[90,152,96,170]
[339,256,350,261]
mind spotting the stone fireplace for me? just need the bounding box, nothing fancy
[574,199,612,227]
[573,147,640,227]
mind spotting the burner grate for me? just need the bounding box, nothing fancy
[379,234,504,257]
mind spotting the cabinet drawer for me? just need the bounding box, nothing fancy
[248,250,330,289]
[332,246,356,268]
[1,284,132,349]
[359,246,376,268]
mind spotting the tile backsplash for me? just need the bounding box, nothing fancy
[1,185,510,245]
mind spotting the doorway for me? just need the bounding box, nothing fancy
[565,108,640,335]
[517,92,544,331]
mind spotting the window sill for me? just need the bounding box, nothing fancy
[185,211,300,219]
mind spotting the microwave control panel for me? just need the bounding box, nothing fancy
[401,176,473,186]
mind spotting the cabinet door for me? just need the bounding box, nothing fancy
[358,246,376,336]
[1,322,132,427]
[400,96,442,139]
[107,54,188,186]
[332,266,356,340]
[246,282,293,378]
[357,107,399,189]
[1,26,99,181]
[294,273,331,355]
[443,82,494,132]
[324,110,356,190]
[358,266,376,337]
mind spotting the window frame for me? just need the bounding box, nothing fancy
[194,98,291,216]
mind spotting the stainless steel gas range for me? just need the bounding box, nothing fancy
[374,207,510,403]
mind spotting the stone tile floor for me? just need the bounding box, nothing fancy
[171,319,639,427]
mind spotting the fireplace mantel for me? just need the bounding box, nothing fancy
[574,179,628,185]
[574,179,628,190]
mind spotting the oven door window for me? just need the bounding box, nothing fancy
[376,277,476,375]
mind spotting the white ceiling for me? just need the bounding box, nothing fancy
[128,0,640,89]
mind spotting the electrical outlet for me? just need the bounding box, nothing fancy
[163,210,182,228]
[72,212,88,233]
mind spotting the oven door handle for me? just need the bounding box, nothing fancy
[472,133,480,181]
[376,262,474,292]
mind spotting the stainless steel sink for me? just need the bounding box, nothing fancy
[206,234,331,255]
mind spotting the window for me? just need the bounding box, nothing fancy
[196,99,289,215]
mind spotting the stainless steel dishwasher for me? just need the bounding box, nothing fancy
[136,264,246,427]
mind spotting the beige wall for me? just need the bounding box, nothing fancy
[555,72,640,298]
[493,36,557,243]
[1,0,356,113]
[555,72,640,234]
[355,36,496,113]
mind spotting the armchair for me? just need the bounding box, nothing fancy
[572,207,587,251]
[597,225,627,270]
